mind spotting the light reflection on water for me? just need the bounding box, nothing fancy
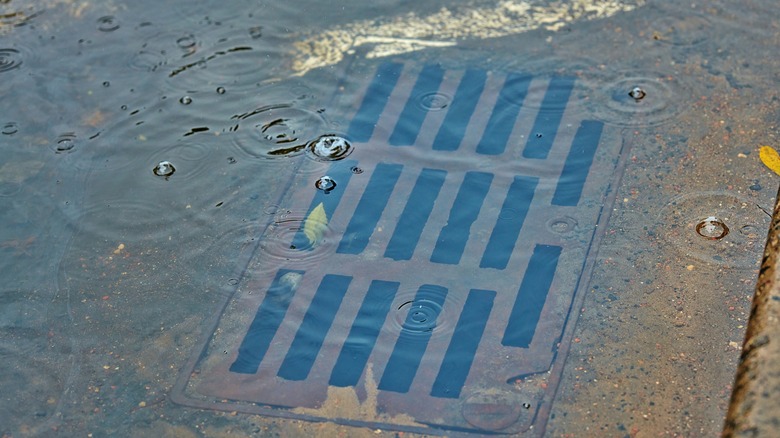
[0,0,776,436]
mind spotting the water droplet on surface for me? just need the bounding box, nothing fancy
[535,132,543,138]
[0,48,22,73]
[227,156,237,164]
[120,105,127,110]
[315,176,336,193]
[102,81,110,87]
[52,133,77,154]
[2,122,18,135]
[587,70,686,127]
[306,134,353,161]
[96,16,120,32]
[350,166,363,174]
[179,96,192,105]
[216,86,226,94]
[227,278,239,286]
[628,86,646,101]
[153,160,176,178]
[695,216,729,240]
[522,402,531,409]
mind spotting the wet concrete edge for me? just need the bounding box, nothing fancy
[724,184,780,437]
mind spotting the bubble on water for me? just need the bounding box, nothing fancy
[314,176,336,193]
[305,134,353,162]
[628,86,646,101]
[96,15,120,32]
[0,48,22,73]
[120,105,128,110]
[227,156,237,164]
[179,96,192,105]
[102,81,110,87]
[696,216,729,240]
[2,122,18,135]
[522,402,531,409]
[153,160,176,178]
[216,86,226,94]
[656,192,768,268]
[227,278,239,286]
[535,132,543,138]
[52,133,76,154]
[582,69,688,127]
[350,166,363,174]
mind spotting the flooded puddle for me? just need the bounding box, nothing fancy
[0,0,777,436]
[172,62,626,434]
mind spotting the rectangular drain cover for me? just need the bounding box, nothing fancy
[172,62,626,435]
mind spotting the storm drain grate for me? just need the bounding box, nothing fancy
[172,62,627,435]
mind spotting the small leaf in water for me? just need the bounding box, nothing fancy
[303,202,328,247]
[760,145,780,176]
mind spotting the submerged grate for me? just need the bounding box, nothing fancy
[172,62,627,435]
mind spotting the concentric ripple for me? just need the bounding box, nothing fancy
[655,192,769,269]
[386,284,464,341]
[586,70,689,127]
[256,209,337,267]
[229,104,326,159]
[0,48,22,73]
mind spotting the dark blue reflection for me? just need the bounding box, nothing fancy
[389,65,445,146]
[552,120,603,206]
[430,289,495,398]
[475,73,532,155]
[337,163,403,255]
[430,171,493,265]
[347,63,404,142]
[230,269,304,374]
[522,76,575,159]
[384,168,447,261]
[378,284,448,393]
[278,274,352,381]
[480,175,538,270]
[502,245,562,348]
[329,280,400,387]
[432,69,487,151]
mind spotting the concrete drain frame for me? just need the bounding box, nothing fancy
[170,61,632,435]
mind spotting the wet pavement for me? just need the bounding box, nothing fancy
[2,0,780,436]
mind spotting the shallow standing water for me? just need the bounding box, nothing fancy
[1,0,779,436]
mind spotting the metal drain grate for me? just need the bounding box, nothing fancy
[172,62,627,435]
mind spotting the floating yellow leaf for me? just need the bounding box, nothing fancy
[760,145,780,176]
[303,202,328,247]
